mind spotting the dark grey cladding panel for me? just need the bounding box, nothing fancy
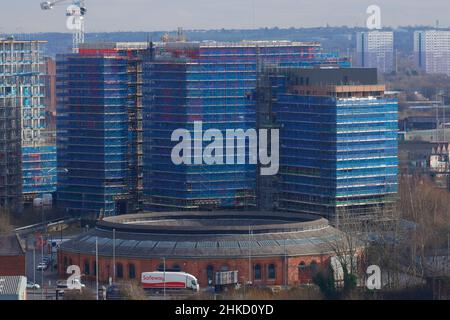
[196,241,218,249]
[239,241,261,249]
[116,239,140,249]
[308,237,326,245]
[218,241,240,249]
[257,240,279,247]
[294,238,311,245]
[71,236,97,253]
[155,241,176,249]
[174,242,197,249]
[115,240,140,255]
[132,241,157,255]
[275,239,297,246]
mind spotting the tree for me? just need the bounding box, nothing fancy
[313,265,337,299]
[117,281,147,300]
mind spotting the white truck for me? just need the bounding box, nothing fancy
[141,272,199,292]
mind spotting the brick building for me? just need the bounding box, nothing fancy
[0,234,26,276]
[58,211,352,287]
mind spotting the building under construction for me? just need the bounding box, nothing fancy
[271,67,398,220]
[56,42,147,218]
[56,39,398,220]
[0,38,55,212]
[143,40,350,211]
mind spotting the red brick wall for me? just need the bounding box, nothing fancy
[0,255,26,276]
[58,251,332,287]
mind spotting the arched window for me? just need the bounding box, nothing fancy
[310,261,318,274]
[268,264,276,280]
[254,264,262,280]
[128,264,136,279]
[206,265,214,285]
[157,264,165,272]
[172,264,181,272]
[116,263,123,279]
[84,260,90,276]
[298,262,307,283]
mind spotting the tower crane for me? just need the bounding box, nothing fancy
[40,0,87,53]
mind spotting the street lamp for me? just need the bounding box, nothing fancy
[163,257,166,300]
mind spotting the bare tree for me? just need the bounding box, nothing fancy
[117,281,148,300]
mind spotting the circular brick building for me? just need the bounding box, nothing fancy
[58,211,345,287]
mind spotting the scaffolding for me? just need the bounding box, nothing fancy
[0,38,50,212]
[271,68,398,221]
[56,43,148,218]
[142,41,350,211]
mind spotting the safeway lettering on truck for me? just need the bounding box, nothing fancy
[142,275,165,281]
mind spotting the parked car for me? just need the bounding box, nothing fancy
[36,262,48,271]
[56,279,86,290]
[26,281,40,290]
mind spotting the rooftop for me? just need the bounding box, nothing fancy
[60,211,347,258]
[0,276,26,297]
[0,234,25,257]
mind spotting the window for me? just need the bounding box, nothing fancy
[206,265,214,285]
[92,260,97,275]
[298,262,307,283]
[157,264,165,272]
[128,264,136,279]
[268,264,276,280]
[63,257,68,270]
[116,263,123,279]
[84,260,90,276]
[310,261,318,274]
[254,264,262,280]
[172,264,181,272]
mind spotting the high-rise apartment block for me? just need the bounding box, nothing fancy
[143,41,349,212]
[56,39,398,221]
[56,42,147,218]
[272,68,398,220]
[414,30,450,76]
[356,31,395,74]
[0,38,55,212]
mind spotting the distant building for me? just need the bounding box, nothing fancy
[56,42,148,218]
[0,234,26,276]
[428,143,450,188]
[414,30,450,76]
[356,31,395,74]
[400,116,439,131]
[0,38,55,212]
[0,276,27,300]
[272,67,398,220]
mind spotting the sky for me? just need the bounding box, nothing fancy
[1,0,449,33]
